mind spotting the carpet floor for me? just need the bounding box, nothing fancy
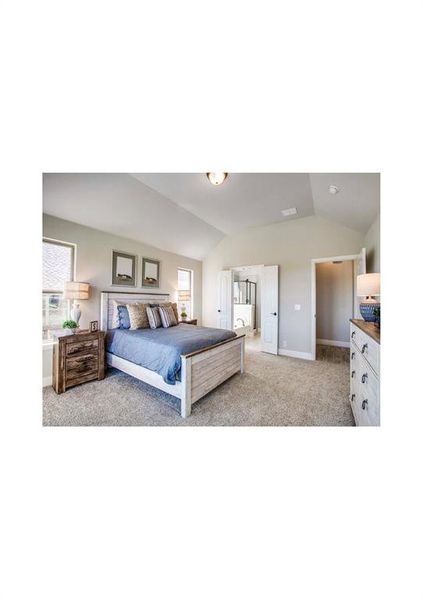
[43,340,354,426]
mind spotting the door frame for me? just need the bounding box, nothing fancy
[310,253,360,361]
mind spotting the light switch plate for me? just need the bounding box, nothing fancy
[294,304,301,311]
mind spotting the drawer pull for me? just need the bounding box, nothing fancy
[351,331,356,339]
[361,399,368,410]
[361,343,368,354]
[351,352,355,359]
[361,373,368,383]
[351,370,356,378]
[351,394,356,402]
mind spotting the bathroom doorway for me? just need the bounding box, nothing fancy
[231,265,263,350]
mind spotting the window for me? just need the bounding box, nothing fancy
[42,239,75,340]
[177,268,193,319]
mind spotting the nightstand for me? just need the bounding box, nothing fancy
[179,318,197,325]
[52,330,105,394]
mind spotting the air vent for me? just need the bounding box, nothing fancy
[281,207,298,217]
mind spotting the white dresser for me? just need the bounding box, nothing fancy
[349,319,380,426]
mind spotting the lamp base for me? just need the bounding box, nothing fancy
[359,301,380,322]
[70,303,81,325]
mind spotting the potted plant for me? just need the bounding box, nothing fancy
[62,319,78,334]
[180,306,187,322]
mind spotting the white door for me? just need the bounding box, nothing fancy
[353,247,366,318]
[261,265,279,354]
[217,270,233,329]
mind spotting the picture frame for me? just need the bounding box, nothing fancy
[142,257,160,288]
[112,250,136,287]
[89,320,98,333]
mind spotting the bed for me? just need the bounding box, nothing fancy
[100,292,245,417]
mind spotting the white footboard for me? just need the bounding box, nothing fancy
[180,335,245,418]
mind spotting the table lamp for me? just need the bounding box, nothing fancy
[64,282,90,326]
[357,273,380,322]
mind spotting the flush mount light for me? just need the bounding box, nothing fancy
[206,172,228,186]
[328,185,340,194]
[281,207,298,217]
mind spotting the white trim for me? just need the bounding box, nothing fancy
[43,376,52,387]
[310,253,360,361]
[278,348,313,360]
[317,338,350,348]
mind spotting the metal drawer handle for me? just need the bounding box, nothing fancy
[362,399,368,410]
[361,373,368,383]
[351,331,356,338]
[351,352,355,359]
[361,343,368,354]
[351,370,356,378]
[351,394,356,402]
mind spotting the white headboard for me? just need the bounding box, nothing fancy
[100,291,171,331]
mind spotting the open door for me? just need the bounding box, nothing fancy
[261,265,279,354]
[353,247,366,318]
[217,270,233,329]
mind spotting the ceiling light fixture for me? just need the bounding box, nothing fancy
[207,172,228,186]
[328,185,340,194]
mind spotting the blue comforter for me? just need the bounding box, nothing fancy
[106,324,237,385]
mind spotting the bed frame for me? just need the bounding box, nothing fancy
[100,292,245,417]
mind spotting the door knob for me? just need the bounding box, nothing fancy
[271,312,277,316]
[217,309,221,313]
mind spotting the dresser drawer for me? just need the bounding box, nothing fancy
[357,386,380,426]
[66,339,99,356]
[66,354,99,381]
[358,336,379,375]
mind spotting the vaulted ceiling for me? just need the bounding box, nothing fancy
[43,173,379,260]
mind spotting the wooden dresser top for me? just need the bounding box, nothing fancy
[350,319,380,344]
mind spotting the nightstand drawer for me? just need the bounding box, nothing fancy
[66,352,98,375]
[66,339,99,356]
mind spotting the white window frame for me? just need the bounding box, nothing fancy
[177,268,194,319]
[42,237,76,343]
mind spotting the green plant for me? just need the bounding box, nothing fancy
[62,319,78,329]
[373,307,380,319]
[180,311,187,318]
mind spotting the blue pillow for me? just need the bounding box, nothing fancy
[117,305,131,329]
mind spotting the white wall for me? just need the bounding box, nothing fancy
[364,212,380,273]
[316,261,353,344]
[202,215,365,355]
[43,214,202,384]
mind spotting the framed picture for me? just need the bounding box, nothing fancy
[142,257,160,288]
[112,250,136,287]
[89,320,98,333]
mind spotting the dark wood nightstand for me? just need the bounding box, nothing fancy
[52,330,105,394]
[179,318,197,325]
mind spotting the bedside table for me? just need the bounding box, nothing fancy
[179,318,197,325]
[52,330,106,394]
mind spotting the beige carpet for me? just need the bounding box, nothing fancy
[43,338,354,426]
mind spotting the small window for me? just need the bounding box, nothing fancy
[42,239,75,340]
[177,268,193,319]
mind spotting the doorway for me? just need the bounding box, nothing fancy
[310,249,366,361]
[217,264,279,354]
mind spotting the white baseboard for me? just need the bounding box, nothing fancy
[43,376,52,387]
[317,338,350,348]
[278,348,313,361]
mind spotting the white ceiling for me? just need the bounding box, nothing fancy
[43,173,379,260]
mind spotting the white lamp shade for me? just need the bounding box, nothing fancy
[357,273,380,297]
[64,281,90,300]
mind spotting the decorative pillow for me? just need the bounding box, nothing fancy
[146,306,162,329]
[111,299,122,329]
[126,303,150,330]
[117,305,131,329]
[151,302,179,322]
[158,305,177,328]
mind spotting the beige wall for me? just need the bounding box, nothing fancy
[364,213,380,273]
[316,261,353,343]
[43,214,202,383]
[202,215,365,355]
